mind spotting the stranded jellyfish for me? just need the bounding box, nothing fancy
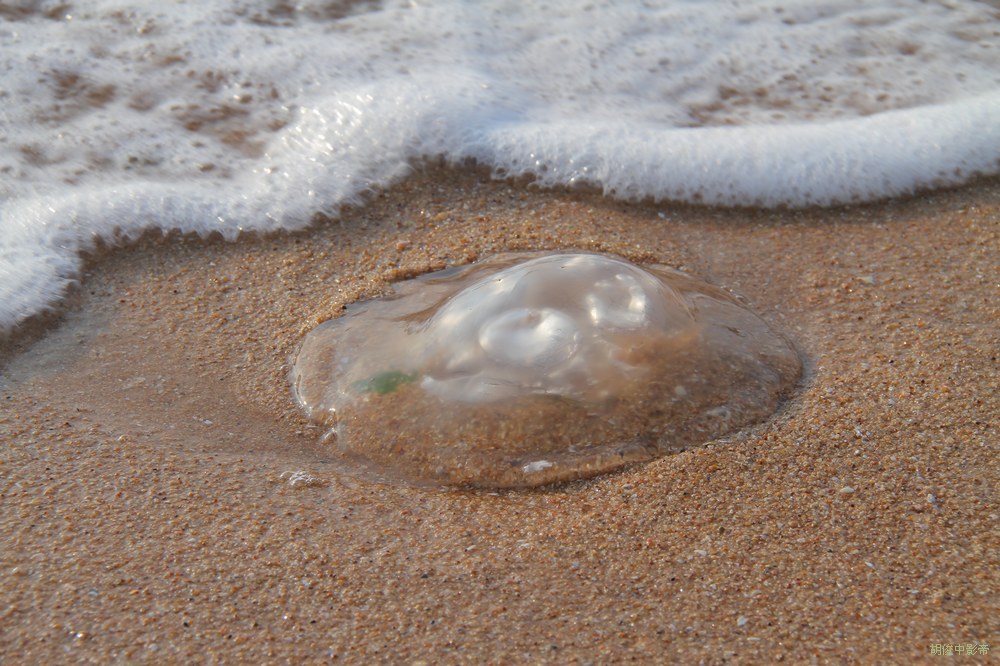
[291,252,800,487]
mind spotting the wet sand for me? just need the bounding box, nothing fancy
[1,167,997,664]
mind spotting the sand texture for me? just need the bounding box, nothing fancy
[1,168,997,664]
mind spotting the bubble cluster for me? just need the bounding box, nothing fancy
[292,252,801,487]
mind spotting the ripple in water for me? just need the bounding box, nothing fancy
[291,253,801,487]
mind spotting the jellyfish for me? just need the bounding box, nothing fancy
[291,252,801,487]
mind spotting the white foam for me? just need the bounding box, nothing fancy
[2,0,999,329]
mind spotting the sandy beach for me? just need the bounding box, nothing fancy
[1,167,996,663]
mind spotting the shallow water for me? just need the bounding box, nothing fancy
[2,0,999,329]
[292,252,802,487]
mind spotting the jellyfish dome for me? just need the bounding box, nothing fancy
[417,254,695,403]
[291,252,801,487]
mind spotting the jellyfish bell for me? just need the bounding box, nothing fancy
[414,254,697,404]
[291,252,801,488]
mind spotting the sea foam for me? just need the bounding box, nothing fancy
[1,0,998,329]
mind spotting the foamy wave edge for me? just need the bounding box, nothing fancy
[1,91,997,331]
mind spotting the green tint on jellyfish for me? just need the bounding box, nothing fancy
[291,253,801,488]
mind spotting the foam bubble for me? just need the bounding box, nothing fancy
[1,0,998,329]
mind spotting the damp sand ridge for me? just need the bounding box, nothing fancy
[0,168,997,663]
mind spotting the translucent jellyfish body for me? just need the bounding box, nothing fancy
[292,253,801,487]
